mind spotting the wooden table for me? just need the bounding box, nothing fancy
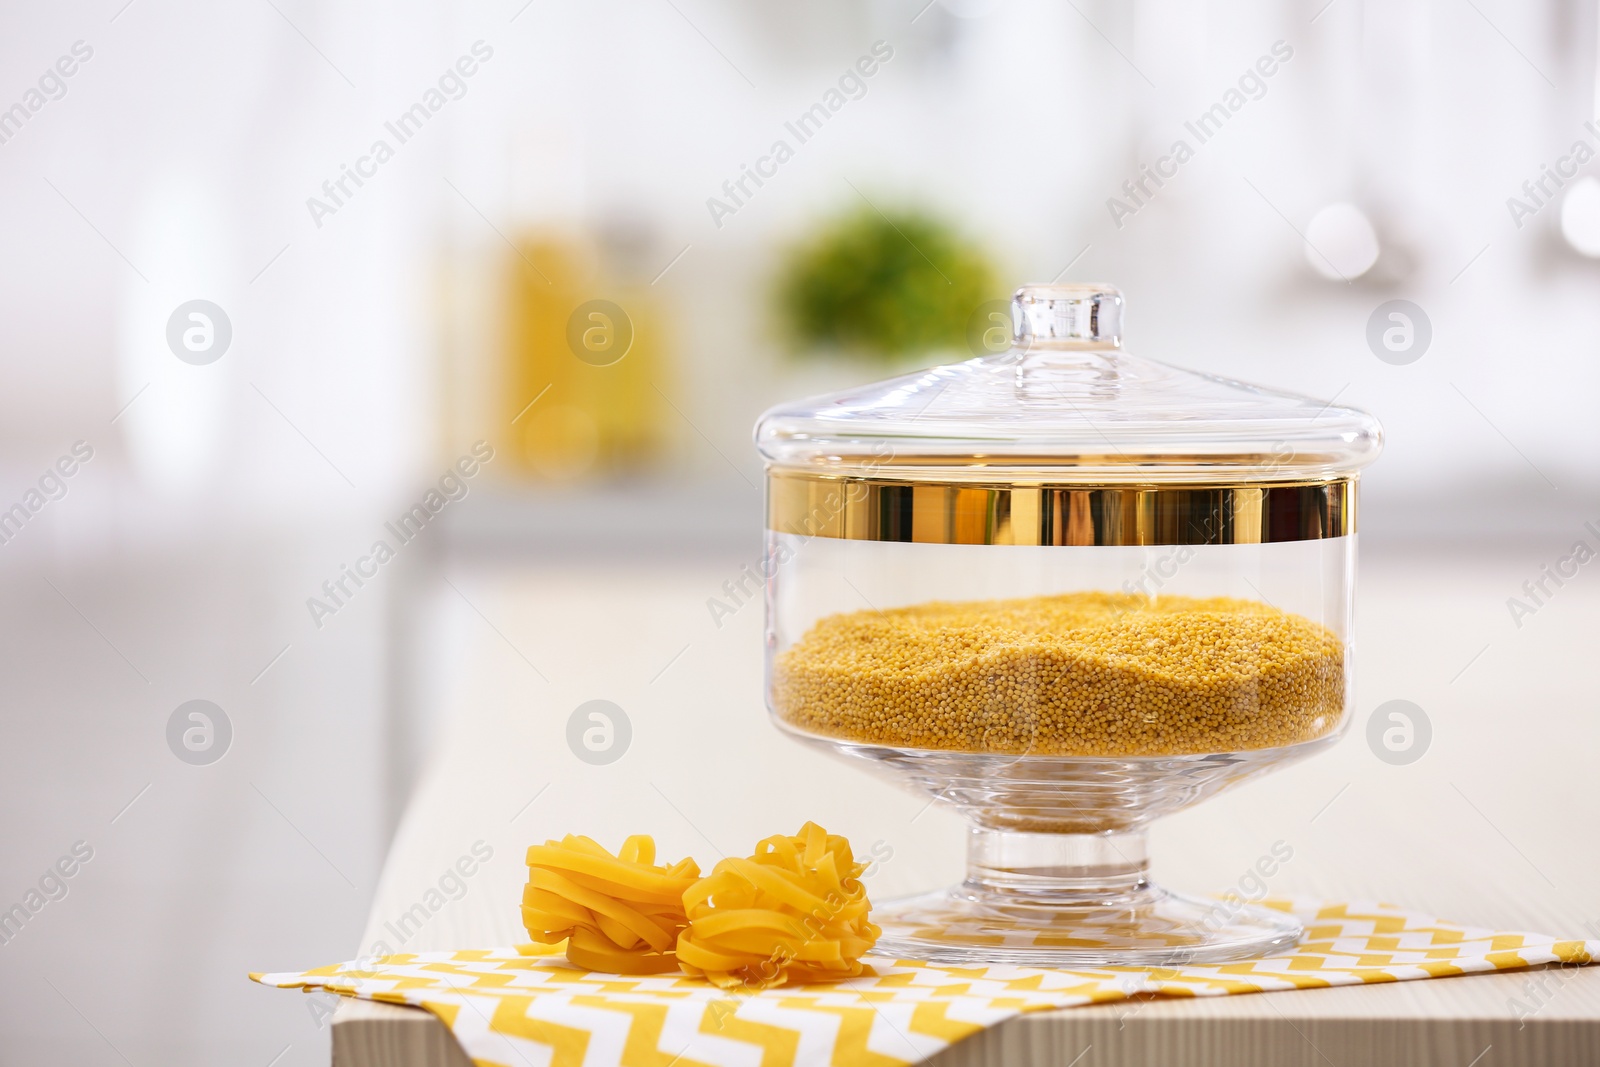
[331,549,1600,1065]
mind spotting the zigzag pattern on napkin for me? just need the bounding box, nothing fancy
[253,899,1598,1067]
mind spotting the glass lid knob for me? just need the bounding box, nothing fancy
[1013,283,1123,349]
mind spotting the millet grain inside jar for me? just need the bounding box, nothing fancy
[772,591,1344,756]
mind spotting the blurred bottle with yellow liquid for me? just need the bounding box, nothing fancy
[503,222,670,481]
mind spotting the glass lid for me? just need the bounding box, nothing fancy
[755,284,1383,484]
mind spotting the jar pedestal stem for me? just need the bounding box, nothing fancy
[966,827,1151,904]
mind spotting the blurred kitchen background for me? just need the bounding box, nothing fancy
[2,0,1599,1063]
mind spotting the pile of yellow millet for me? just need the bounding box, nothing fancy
[772,591,1344,756]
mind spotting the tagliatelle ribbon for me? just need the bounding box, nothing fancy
[676,821,881,990]
[522,835,700,974]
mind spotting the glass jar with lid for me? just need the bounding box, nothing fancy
[754,283,1382,965]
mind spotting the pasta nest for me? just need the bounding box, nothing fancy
[522,834,701,974]
[676,822,881,990]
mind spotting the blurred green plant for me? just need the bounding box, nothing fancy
[775,206,997,362]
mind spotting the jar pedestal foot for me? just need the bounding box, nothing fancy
[871,827,1301,966]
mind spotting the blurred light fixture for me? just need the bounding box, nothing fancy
[1303,202,1380,280]
[1559,177,1600,258]
[117,173,232,497]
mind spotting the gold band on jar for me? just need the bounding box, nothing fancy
[766,471,1354,546]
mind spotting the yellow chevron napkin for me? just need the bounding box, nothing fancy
[252,899,1596,1067]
